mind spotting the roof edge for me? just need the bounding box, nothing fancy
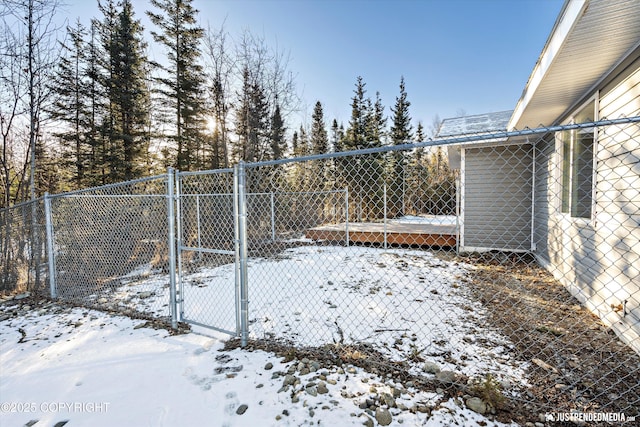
[508,0,588,130]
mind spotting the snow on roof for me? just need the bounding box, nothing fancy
[436,110,513,137]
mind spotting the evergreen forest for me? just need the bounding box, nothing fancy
[1,0,455,214]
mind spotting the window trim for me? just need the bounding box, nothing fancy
[556,95,598,223]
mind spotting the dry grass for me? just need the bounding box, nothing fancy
[462,255,640,424]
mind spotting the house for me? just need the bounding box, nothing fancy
[437,0,640,354]
[437,110,533,253]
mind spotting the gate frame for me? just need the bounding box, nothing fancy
[174,167,249,344]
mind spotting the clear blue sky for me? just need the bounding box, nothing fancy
[59,0,564,133]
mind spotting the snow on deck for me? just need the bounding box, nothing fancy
[306,216,458,247]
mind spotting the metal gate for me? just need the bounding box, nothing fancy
[176,168,243,335]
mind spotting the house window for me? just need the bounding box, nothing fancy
[560,100,596,219]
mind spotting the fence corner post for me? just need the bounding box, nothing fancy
[235,161,249,347]
[43,192,57,299]
[166,167,178,330]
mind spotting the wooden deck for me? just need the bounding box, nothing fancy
[306,221,457,247]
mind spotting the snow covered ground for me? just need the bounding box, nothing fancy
[120,246,523,380]
[1,244,530,426]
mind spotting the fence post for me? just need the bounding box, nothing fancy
[455,171,461,256]
[166,168,178,329]
[235,162,249,347]
[175,170,183,322]
[270,192,276,241]
[345,188,350,246]
[43,193,57,299]
[402,166,406,216]
[383,183,388,249]
[234,169,241,336]
[196,194,202,260]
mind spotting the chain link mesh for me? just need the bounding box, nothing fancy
[234,120,639,420]
[46,176,171,320]
[177,170,237,333]
[1,118,638,422]
[0,199,47,294]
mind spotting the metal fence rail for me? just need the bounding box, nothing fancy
[1,117,639,422]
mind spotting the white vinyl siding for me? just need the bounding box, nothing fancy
[593,64,640,341]
[536,60,640,354]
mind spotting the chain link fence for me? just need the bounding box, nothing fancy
[1,118,638,423]
[233,118,639,421]
[0,198,47,295]
[45,175,174,321]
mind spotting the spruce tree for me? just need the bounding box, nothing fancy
[407,121,427,214]
[234,66,270,162]
[413,121,426,188]
[96,0,119,180]
[248,77,270,162]
[270,102,286,161]
[85,19,108,185]
[309,101,328,191]
[330,119,342,153]
[342,76,385,220]
[111,0,149,180]
[341,77,366,220]
[147,0,206,171]
[288,127,306,192]
[369,92,387,147]
[233,67,251,161]
[390,77,412,145]
[388,76,413,216]
[291,130,299,158]
[297,125,309,157]
[363,92,386,219]
[330,119,344,190]
[296,125,310,190]
[310,101,328,155]
[344,76,368,151]
[265,101,286,189]
[49,20,90,189]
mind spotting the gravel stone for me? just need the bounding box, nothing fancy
[380,392,396,408]
[435,370,457,384]
[465,397,487,415]
[283,374,297,386]
[375,407,392,426]
[361,414,374,427]
[423,361,441,374]
[317,381,329,394]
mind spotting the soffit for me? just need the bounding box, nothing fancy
[510,0,640,129]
